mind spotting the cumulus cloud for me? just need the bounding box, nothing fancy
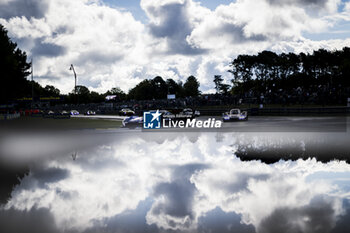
[197,207,255,233]
[19,167,70,190]
[141,0,207,55]
[0,0,349,93]
[188,0,332,51]
[146,163,208,231]
[0,0,148,93]
[266,0,340,13]
[258,196,340,233]
[0,0,49,19]
[31,38,67,57]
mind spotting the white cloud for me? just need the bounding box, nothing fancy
[1,0,149,93]
[0,0,349,94]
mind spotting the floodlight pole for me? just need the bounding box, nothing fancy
[69,64,77,95]
[69,64,79,105]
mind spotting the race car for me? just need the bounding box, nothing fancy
[122,110,171,128]
[122,115,143,128]
[119,108,135,116]
[70,110,79,115]
[122,109,199,128]
[181,108,200,117]
[222,109,248,122]
[84,110,96,115]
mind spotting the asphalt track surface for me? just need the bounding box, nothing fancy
[214,116,348,132]
[117,116,348,132]
[72,114,348,132]
[1,116,349,164]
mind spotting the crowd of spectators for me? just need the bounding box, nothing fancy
[112,85,349,111]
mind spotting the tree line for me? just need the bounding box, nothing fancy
[227,48,350,95]
[62,75,200,103]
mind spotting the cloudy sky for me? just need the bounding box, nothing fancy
[1,0,350,94]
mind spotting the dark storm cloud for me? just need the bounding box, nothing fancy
[267,0,329,7]
[171,163,209,180]
[32,167,70,185]
[17,167,70,190]
[198,207,255,233]
[85,202,257,233]
[0,207,60,233]
[35,74,61,81]
[8,36,32,50]
[76,50,123,66]
[79,156,125,172]
[148,2,190,38]
[331,200,350,233]
[147,1,206,55]
[152,182,194,220]
[52,25,73,37]
[150,163,208,228]
[84,199,160,233]
[258,196,338,233]
[31,38,67,57]
[0,0,49,19]
[218,23,268,43]
[214,172,270,193]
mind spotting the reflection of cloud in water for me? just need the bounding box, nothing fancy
[0,207,60,233]
[259,196,340,233]
[146,163,208,230]
[1,133,350,233]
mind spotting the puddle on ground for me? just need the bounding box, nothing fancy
[1,132,350,233]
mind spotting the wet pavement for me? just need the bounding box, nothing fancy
[0,117,349,233]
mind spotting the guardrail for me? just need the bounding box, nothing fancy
[0,113,21,120]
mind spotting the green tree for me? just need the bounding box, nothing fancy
[128,79,154,100]
[151,76,167,99]
[166,78,184,98]
[254,51,279,92]
[213,75,231,94]
[44,85,60,96]
[183,75,200,97]
[70,85,90,103]
[213,75,223,94]
[228,54,255,84]
[220,84,230,95]
[90,91,104,103]
[0,24,31,103]
[105,87,126,101]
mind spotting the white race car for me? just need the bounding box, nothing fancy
[181,108,200,117]
[222,109,248,122]
[122,115,143,128]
